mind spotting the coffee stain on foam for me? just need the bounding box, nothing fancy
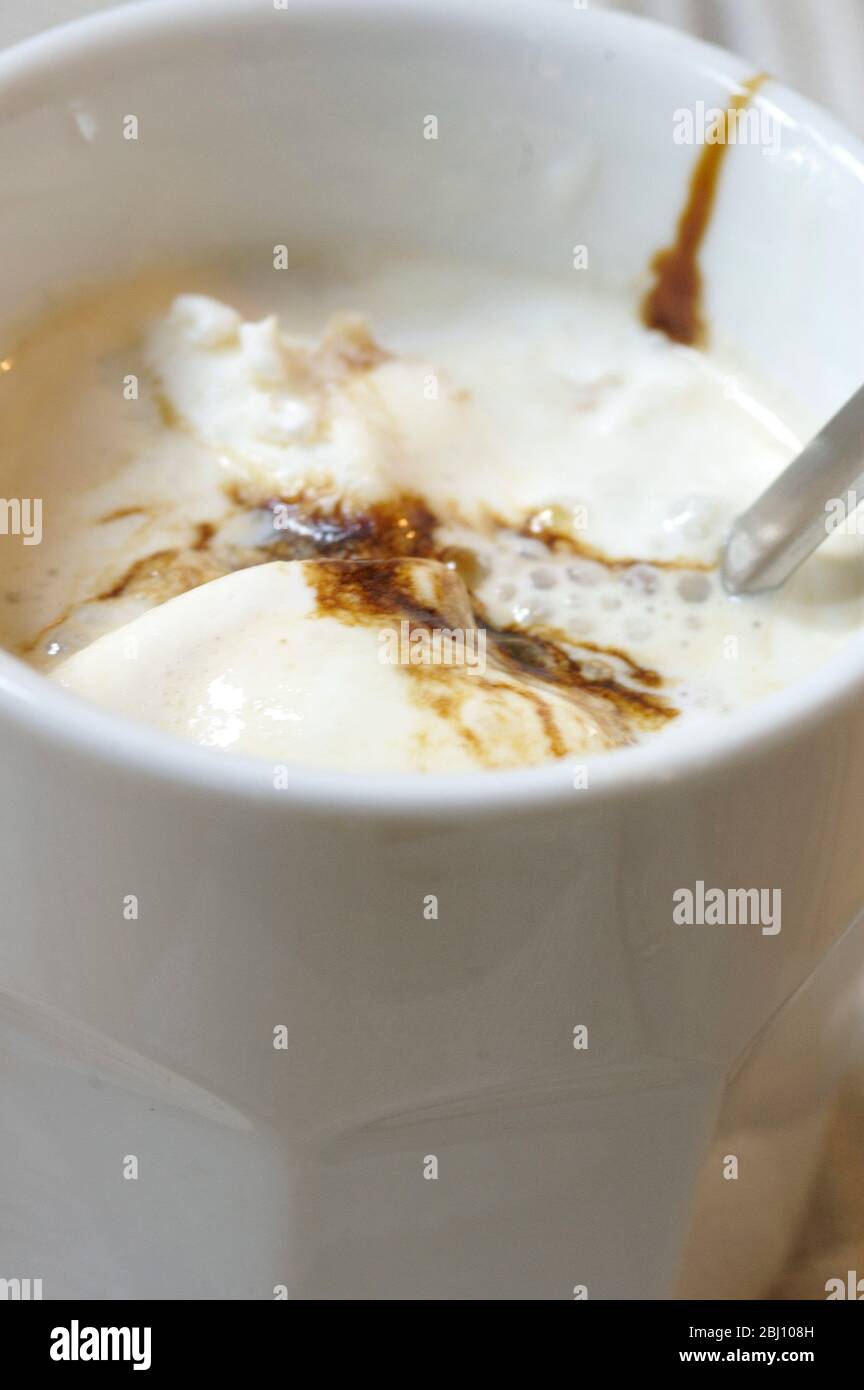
[641,74,768,348]
[307,556,672,763]
[97,505,149,525]
[478,615,673,730]
[280,506,678,736]
[306,556,629,766]
[23,481,679,751]
[518,507,714,573]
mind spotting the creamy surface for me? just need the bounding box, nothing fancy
[1,253,862,771]
[49,559,626,771]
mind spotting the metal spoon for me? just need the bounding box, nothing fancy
[722,383,864,594]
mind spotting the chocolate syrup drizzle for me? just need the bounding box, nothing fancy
[641,74,767,347]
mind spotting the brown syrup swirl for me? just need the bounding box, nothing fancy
[641,73,767,348]
[228,484,439,561]
[474,612,671,730]
[281,500,677,731]
[24,487,680,738]
[305,557,641,763]
[97,505,149,525]
[250,496,675,727]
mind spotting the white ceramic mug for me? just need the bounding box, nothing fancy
[1,0,864,1300]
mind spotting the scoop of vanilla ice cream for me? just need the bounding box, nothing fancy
[145,294,420,506]
[50,559,627,771]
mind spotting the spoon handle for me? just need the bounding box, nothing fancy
[722,382,864,594]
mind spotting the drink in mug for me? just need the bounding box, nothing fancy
[1,0,863,1298]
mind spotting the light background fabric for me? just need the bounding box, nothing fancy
[590,0,864,138]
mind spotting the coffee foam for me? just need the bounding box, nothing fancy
[145,294,401,506]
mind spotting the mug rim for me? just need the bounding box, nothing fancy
[2,0,864,817]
